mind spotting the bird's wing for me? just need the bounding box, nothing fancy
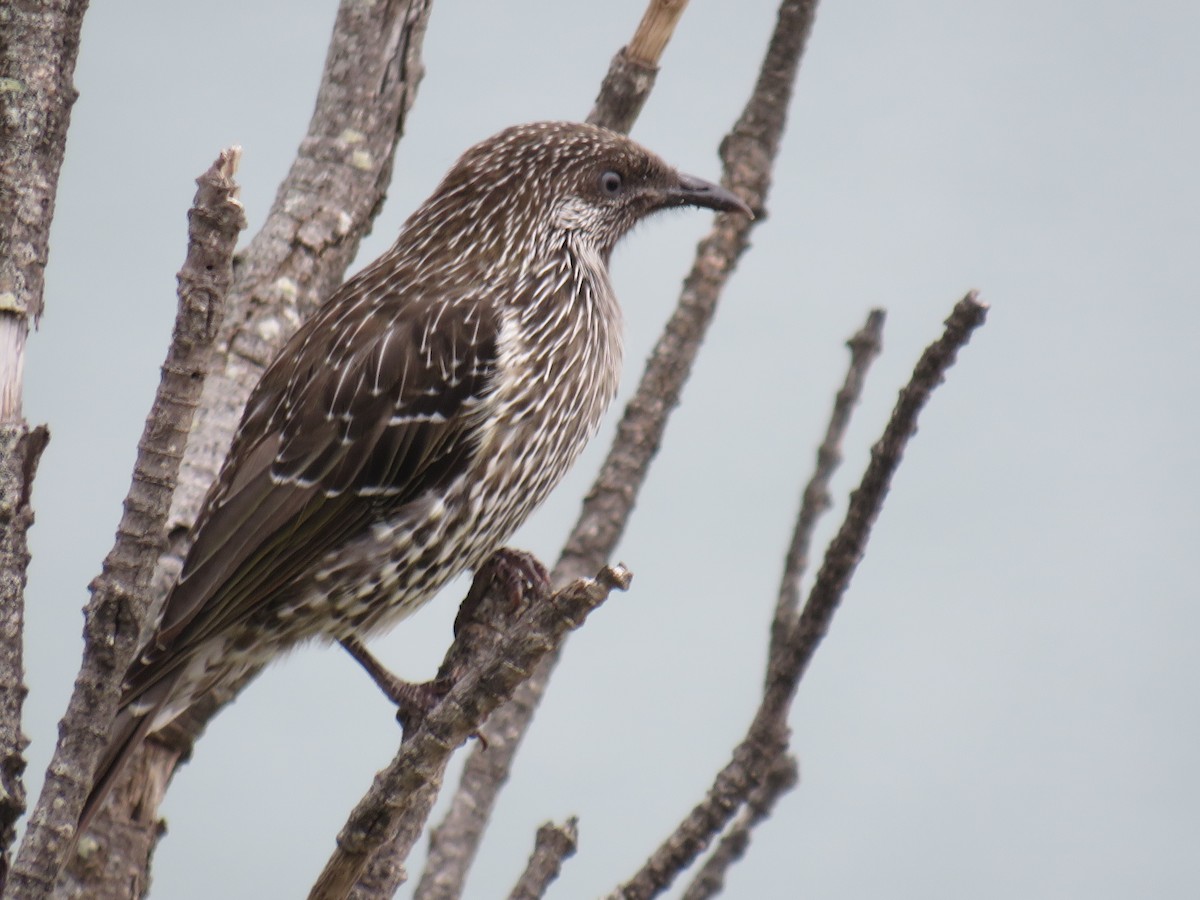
[127,281,499,700]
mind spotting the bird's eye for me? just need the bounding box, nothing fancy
[599,170,623,196]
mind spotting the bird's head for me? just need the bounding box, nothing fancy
[404,121,752,275]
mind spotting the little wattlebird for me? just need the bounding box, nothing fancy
[77,121,751,834]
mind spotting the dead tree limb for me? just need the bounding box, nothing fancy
[507,818,579,900]
[586,0,691,133]
[609,292,989,900]
[770,310,885,662]
[0,0,89,882]
[678,754,798,900]
[670,307,883,899]
[308,566,631,900]
[10,150,246,899]
[0,424,46,889]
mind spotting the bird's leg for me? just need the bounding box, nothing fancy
[453,547,551,637]
[340,550,549,738]
[338,635,449,738]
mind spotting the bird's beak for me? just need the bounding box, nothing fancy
[667,173,754,218]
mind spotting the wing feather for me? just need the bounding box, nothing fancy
[126,283,499,704]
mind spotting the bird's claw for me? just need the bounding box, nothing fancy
[390,676,452,738]
[454,547,550,636]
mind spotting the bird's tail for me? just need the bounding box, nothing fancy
[75,677,174,843]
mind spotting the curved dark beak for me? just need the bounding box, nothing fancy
[669,172,754,218]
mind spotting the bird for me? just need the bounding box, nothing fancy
[79,120,751,833]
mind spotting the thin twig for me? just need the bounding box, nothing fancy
[310,565,632,900]
[9,150,246,898]
[780,293,988,693]
[609,292,989,900]
[586,0,691,133]
[507,818,580,900]
[768,309,885,665]
[678,755,798,900]
[678,309,884,900]
[414,1,813,896]
[669,310,883,898]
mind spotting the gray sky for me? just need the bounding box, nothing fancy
[22,0,1200,897]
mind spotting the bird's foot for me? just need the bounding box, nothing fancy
[342,549,550,739]
[339,635,450,738]
[454,547,551,636]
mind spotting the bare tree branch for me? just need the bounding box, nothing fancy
[0,0,89,881]
[586,0,691,133]
[769,309,885,664]
[309,565,632,900]
[678,755,798,900]
[7,150,246,899]
[170,0,435,535]
[0,425,47,886]
[507,818,579,900]
[0,0,86,334]
[415,1,817,895]
[609,292,989,900]
[667,309,882,899]
[60,1,437,893]
[781,293,988,690]
[668,309,883,899]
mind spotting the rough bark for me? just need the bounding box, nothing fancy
[678,755,798,900]
[0,0,87,331]
[308,566,631,900]
[507,818,579,900]
[9,151,246,900]
[0,0,90,888]
[0,426,47,889]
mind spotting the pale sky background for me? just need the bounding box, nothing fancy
[20,1,1200,897]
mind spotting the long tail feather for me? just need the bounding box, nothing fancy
[75,677,174,842]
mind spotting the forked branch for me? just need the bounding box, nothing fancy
[308,565,631,900]
[11,150,246,897]
[610,292,989,899]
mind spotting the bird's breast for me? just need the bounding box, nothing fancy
[464,268,623,546]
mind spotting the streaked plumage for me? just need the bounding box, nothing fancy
[81,121,750,830]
